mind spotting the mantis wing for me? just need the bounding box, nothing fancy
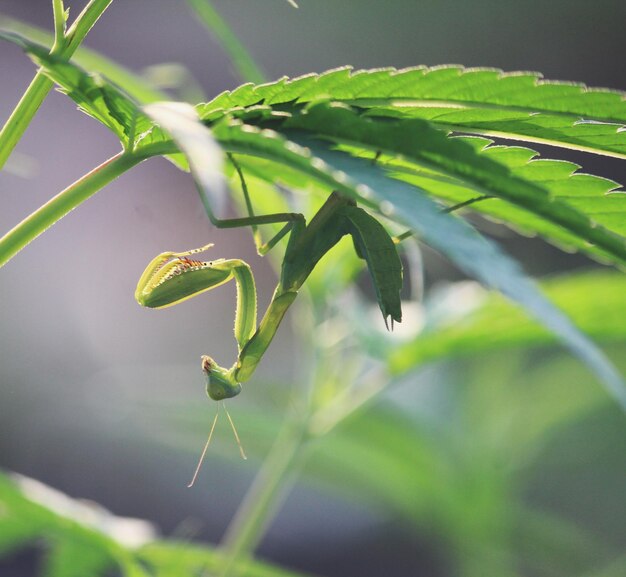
[341,205,403,328]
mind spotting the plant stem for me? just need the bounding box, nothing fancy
[0,150,144,268]
[62,0,113,54]
[218,415,310,577]
[0,71,53,169]
[0,0,113,169]
[52,0,66,51]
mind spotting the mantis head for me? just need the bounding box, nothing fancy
[201,355,242,400]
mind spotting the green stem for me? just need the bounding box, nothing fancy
[62,0,113,54]
[0,71,54,169]
[0,150,144,268]
[0,0,113,169]
[219,417,310,577]
[52,0,66,51]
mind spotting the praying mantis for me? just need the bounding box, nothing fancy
[135,156,404,402]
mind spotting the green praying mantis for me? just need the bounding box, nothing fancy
[134,156,403,481]
[135,159,404,402]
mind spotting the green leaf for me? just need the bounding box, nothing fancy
[0,472,308,577]
[198,66,626,158]
[517,509,616,577]
[341,204,403,326]
[0,473,143,577]
[382,136,626,261]
[44,539,115,577]
[279,103,626,266]
[5,36,624,264]
[389,270,626,375]
[0,31,192,171]
[143,101,225,203]
[303,395,624,574]
[0,32,151,147]
[138,541,311,577]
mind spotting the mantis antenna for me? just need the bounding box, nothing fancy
[136,157,404,467]
[188,405,220,488]
[223,402,247,460]
[187,402,247,488]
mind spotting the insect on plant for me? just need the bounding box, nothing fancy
[135,158,404,401]
[134,155,403,478]
[1,1,626,574]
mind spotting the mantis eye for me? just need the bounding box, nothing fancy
[201,355,215,373]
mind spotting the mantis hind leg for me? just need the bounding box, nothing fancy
[215,153,304,255]
[229,152,262,249]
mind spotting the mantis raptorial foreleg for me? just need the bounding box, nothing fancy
[135,241,300,401]
[135,243,259,399]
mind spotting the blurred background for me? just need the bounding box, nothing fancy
[0,1,625,576]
